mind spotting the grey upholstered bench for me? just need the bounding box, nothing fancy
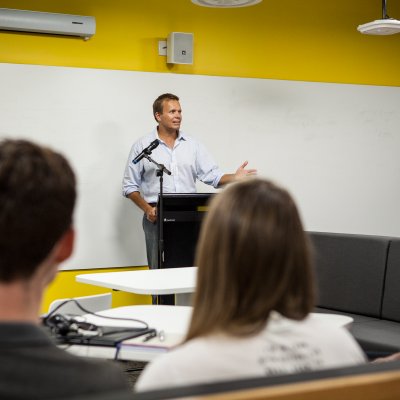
[310,232,400,355]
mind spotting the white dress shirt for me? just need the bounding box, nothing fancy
[122,129,224,203]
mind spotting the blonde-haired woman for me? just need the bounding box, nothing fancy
[136,179,365,391]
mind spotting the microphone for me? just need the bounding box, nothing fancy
[133,139,160,164]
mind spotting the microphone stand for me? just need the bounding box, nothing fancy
[142,154,171,271]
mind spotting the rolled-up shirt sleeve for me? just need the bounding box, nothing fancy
[122,142,142,197]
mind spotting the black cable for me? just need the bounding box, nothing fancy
[43,298,149,330]
[42,298,154,346]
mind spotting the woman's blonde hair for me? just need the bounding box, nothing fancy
[186,178,315,341]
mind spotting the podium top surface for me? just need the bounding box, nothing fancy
[158,193,214,208]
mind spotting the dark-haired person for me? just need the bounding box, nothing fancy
[135,178,366,390]
[122,93,256,269]
[0,139,132,399]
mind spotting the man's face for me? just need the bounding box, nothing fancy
[156,100,182,131]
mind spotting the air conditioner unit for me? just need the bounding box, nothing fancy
[0,8,96,40]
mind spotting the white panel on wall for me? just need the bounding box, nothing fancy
[0,63,399,269]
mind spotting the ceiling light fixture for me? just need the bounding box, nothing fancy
[357,0,400,35]
[191,0,262,8]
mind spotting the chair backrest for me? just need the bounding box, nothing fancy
[47,293,112,316]
[381,239,400,322]
[309,231,389,317]
[185,370,400,400]
[132,361,400,400]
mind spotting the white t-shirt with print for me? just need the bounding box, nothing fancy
[136,312,366,391]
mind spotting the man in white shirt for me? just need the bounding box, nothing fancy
[122,93,256,269]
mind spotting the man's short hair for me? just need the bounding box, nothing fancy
[0,139,76,281]
[152,93,179,121]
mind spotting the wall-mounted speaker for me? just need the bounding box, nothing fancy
[167,32,193,64]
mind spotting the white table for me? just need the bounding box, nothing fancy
[309,312,353,329]
[76,267,197,305]
[63,305,192,362]
[62,305,354,362]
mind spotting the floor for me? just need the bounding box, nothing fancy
[118,360,148,391]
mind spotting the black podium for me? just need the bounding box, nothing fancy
[157,193,213,268]
[156,193,213,304]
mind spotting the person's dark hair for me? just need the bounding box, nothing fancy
[152,93,180,121]
[186,178,315,341]
[0,139,76,282]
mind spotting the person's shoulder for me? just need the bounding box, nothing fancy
[296,315,363,351]
[40,342,128,385]
[135,351,174,391]
[179,130,200,142]
[132,130,158,147]
[136,338,208,389]
[67,357,131,394]
[179,132,210,152]
[302,314,353,332]
[12,342,132,399]
[269,313,355,342]
[269,314,365,361]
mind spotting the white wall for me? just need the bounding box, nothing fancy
[1,63,399,269]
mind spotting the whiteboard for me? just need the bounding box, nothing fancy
[0,63,399,270]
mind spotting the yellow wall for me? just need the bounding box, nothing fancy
[42,266,151,314]
[0,0,399,85]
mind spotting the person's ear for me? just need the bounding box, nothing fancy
[155,112,162,122]
[54,227,75,263]
[37,227,75,287]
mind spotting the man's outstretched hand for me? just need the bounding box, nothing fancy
[234,161,257,179]
[218,161,257,186]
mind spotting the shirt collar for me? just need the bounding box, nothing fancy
[154,128,187,143]
[177,131,187,141]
